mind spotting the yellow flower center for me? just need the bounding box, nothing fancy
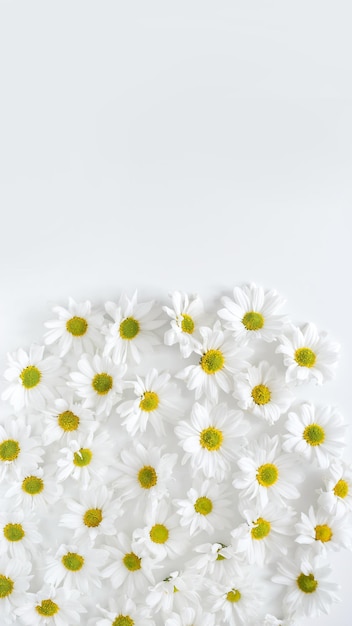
[200,349,225,374]
[199,426,223,451]
[294,347,316,368]
[22,476,44,495]
[251,517,271,540]
[242,311,264,331]
[0,575,14,598]
[3,523,25,542]
[194,496,213,515]
[251,384,271,405]
[112,616,135,626]
[66,316,88,337]
[216,543,227,560]
[20,365,41,389]
[123,552,141,571]
[181,314,195,334]
[57,410,80,432]
[315,524,333,543]
[226,589,242,602]
[296,573,318,593]
[62,552,85,571]
[36,599,59,616]
[83,508,102,528]
[149,523,169,544]
[119,317,140,340]
[303,423,325,447]
[73,448,93,467]
[139,391,159,412]
[256,463,279,487]
[92,373,113,395]
[138,465,157,489]
[0,439,21,462]
[334,479,349,499]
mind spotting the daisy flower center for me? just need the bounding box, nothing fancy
[123,552,141,572]
[138,465,157,489]
[256,463,279,487]
[200,349,225,374]
[36,599,59,616]
[199,426,223,451]
[226,589,241,602]
[303,423,325,447]
[20,365,41,389]
[181,314,195,334]
[296,573,318,594]
[242,311,264,331]
[251,384,271,405]
[58,410,80,432]
[66,316,88,337]
[334,479,349,498]
[62,552,85,571]
[83,508,103,528]
[294,347,316,368]
[119,317,140,340]
[112,616,134,626]
[22,476,44,495]
[0,439,21,462]
[251,517,271,540]
[73,448,93,467]
[216,543,227,560]
[3,523,25,542]
[194,496,213,515]
[92,373,113,395]
[139,391,159,412]
[315,524,333,542]
[0,575,14,598]
[149,523,169,544]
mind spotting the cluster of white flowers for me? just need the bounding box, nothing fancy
[0,285,350,626]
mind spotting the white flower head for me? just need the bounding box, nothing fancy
[262,615,295,626]
[146,570,201,616]
[44,297,104,357]
[56,428,114,488]
[133,499,189,561]
[0,417,44,480]
[163,291,207,357]
[96,597,154,626]
[174,478,232,536]
[41,397,96,445]
[0,557,32,622]
[102,532,157,595]
[189,541,242,583]
[15,585,86,626]
[318,460,352,517]
[207,568,262,625]
[69,353,126,416]
[295,505,352,554]
[0,509,42,560]
[5,465,63,511]
[45,543,108,593]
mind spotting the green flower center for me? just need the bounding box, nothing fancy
[66,316,88,337]
[315,524,333,543]
[83,508,102,528]
[334,479,349,499]
[123,552,141,572]
[199,426,223,451]
[0,439,21,462]
[251,517,271,540]
[256,463,279,487]
[181,314,195,334]
[62,552,85,571]
[73,448,93,467]
[200,349,225,374]
[139,391,159,412]
[57,410,80,432]
[138,465,157,489]
[251,384,271,405]
[216,542,227,560]
[297,573,318,594]
[303,423,325,447]
[119,317,140,340]
[226,589,241,602]
[0,575,14,598]
[22,476,44,495]
[194,496,213,515]
[149,523,169,544]
[3,523,25,542]
[20,365,41,389]
[92,373,113,395]
[36,599,59,616]
[112,616,134,626]
[294,347,316,368]
[242,311,264,331]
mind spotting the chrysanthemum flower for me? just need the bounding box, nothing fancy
[0,509,42,560]
[189,542,242,583]
[165,607,215,626]
[96,597,155,626]
[146,570,200,615]
[44,297,104,357]
[295,505,352,553]
[174,479,232,536]
[163,291,207,358]
[133,500,188,561]
[318,460,352,517]
[0,557,32,623]
[206,568,262,625]
[41,397,96,445]
[45,543,108,593]
[0,418,44,480]
[102,532,157,595]
[15,585,86,626]
[56,429,114,488]
[69,353,126,416]
[5,465,63,511]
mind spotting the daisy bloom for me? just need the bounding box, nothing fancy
[165,607,215,626]
[283,403,346,469]
[295,505,352,553]
[15,585,86,626]
[146,570,200,615]
[233,361,293,425]
[44,297,104,357]
[0,557,32,622]
[5,465,63,511]
[163,291,207,358]
[2,344,63,411]
[318,460,352,517]
[69,353,126,416]
[276,322,340,385]
[0,509,42,560]
[272,552,340,619]
[133,500,188,561]
[97,597,155,626]
[102,532,156,595]
[233,434,303,507]
[0,417,44,480]
[218,283,287,343]
[174,478,232,536]
[104,291,164,364]
[175,401,248,481]
[57,429,114,488]
[177,322,252,402]
[41,397,96,445]
[207,568,262,625]
[117,369,181,437]
[45,543,108,593]
[189,542,242,583]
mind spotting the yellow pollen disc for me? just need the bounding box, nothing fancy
[200,349,225,374]
[181,314,195,334]
[36,599,59,616]
[22,476,44,495]
[303,423,325,447]
[92,372,113,395]
[57,410,80,431]
[0,575,14,598]
[256,463,279,487]
[194,496,213,515]
[315,524,333,542]
[3,523,25,542]
[62,552,85,571]
[73,448,93,467]
[20,365,41,389]
[112,616,135,626]
[251,384,271,405]
[226,589,241,602]
[242,311,264,331]
[66,316,88,337]
[294,347,316,368]
[334,479,349,499]
[296,572,318,593]
[138,465,157,489]
[149,524,169,544]
[0,439,21,462]
[83,508,102,527]
[123,552,141,571]
[199,426,223,451]
[251,517,271,540]
[139,391,159,412]
[119,317,140,340]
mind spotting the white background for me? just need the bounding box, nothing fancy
[0,2,351,624]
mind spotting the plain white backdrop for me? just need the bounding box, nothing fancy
[0,2,351,624]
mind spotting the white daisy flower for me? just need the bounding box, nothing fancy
[45,543,108,593]
[15,585,86,626]
[44,297,104,357]
[0,417,44,480]
[283,403,346,469]
[104,291,165,364]
[218,283,287,344]
[207,568,262,625]
[69,353,126,416]
[41,397,96,445]
[2,344,63,411]
[165,607,215,626]
[0,557,32,622]
[177,322,252,403]
[146,570,200,615]
[59,484,121,542]
[102,532,156,594]
[189,542,242,583]
[233,361,293,425]
[174,479,232,536]
[318,460,352,517]
[276,322,340,385]
[117,369,181,437]
[57,429,114,488]
[96,597,155,626]
[262,615,295,626]
[5,465,63,511]
[0,509,42,560]
[133,500,188,561]
[233,434,303,507]
[295,505,352,553]
[175,401,248,481]
[163,291,207,358]
[272,552,340,619]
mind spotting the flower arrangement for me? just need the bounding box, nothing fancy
[0,284,350,626]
